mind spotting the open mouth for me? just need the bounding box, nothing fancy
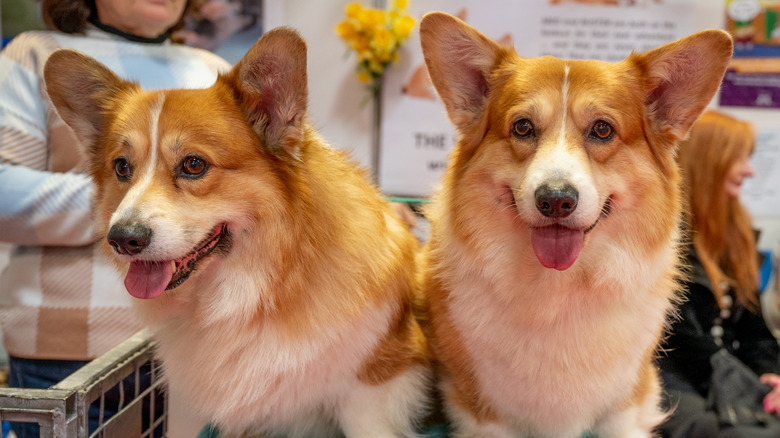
[531,196,613,271]
[124,223,229,299]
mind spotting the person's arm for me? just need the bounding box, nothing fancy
[0,38,98,247]
[0,161,95,246]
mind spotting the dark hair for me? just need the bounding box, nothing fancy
[40,0,191,38]
[40,0,93,33]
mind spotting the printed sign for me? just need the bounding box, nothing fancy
[721,0,780,108]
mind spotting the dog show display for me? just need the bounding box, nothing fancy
[41,9,733,438]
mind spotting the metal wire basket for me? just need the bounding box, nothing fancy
[0,329,166,437]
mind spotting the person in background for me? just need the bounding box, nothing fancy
[0,0,230,436]
[657,110,780,437]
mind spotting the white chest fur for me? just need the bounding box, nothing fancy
[442,236,677,436]
[144,273,399,436]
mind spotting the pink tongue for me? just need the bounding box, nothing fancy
[531,225,584,271]
[124,260,173,299]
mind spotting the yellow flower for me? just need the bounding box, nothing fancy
[345,2,362,19]
[393,14,415,40]
[359,9,385,30]
[358,50,374,64]
[357,70,372,82]
[352,36,370,53]
[372,28,396,52]
[374,50,390,64]
[368,59,384,75]
[336,20,357,40]
[337,1,416,86]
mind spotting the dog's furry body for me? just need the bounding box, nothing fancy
[44,29,430,437]
[419,13,733,438]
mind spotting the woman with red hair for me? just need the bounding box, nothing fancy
[658,110,780,437]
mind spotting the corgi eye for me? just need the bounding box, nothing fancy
[181,155,208,177]
[114,158,131,181]
[590,120,614,140]
[513,119,535,138]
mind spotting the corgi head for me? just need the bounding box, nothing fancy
[44,28,309,299]
[420,12,733,272]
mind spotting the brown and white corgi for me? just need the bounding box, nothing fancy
[418,12,732,438]
[44,28,430,438]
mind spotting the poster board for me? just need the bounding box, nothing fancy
[720,0,780,108]
[378,0,697,197]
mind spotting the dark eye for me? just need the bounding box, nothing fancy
[513,119,535,138]
[181,155,207,177]
[114,158,131,181]
[590,120,614,140]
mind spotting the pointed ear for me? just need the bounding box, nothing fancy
[224,27,308,160]
[44,49,130,152]
[630,29,733,145]
[420,12,505,134]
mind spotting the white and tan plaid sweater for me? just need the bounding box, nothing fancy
[0,27,230,360]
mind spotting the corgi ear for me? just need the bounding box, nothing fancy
[630,29,733,146]
[420,12,505,135]
[225,27,308,160]
[44,49,130,153]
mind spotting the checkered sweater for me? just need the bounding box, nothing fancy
[0,27,231,360]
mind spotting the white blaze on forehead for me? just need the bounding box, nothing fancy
[558,64,570,152]
[110,95,166,226]
[521,63,600,223]
[529,64,577,178]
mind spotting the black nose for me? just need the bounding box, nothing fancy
[107,221,152,255]
[535,182,578,218]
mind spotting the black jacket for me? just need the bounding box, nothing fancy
[658,246,780,397]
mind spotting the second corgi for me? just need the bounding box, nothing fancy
[419,12,733,438]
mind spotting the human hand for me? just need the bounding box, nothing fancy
[760,373,780,415]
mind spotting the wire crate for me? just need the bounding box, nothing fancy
[0,329,166,437]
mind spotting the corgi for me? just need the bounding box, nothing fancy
[418,12,732,438]
[44,28,430,438]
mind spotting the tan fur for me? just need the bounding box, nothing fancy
[45,28,430,437]
[419,12,732,438]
